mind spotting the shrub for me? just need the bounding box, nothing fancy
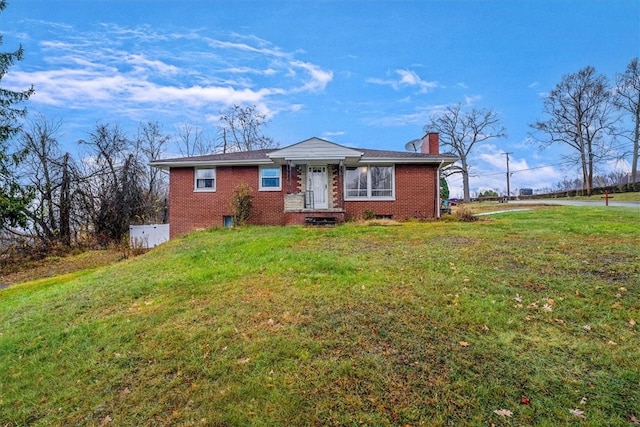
[230,183,254,226]
[455,205,478,222]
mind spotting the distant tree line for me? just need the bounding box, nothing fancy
[427,59,640,202]
[5,108,274,253]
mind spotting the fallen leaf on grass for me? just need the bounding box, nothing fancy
[459,341,469,348]
[520,396,530,404]
[570,408,586,419]
[493,409,513,417]
[629,414,640,425]
[582,325,591,331]
[627,319,636,328]
[99,415,112,426]
[237,358,251,365]
[579,396,587,405]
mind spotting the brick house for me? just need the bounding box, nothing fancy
[151,133,458,238]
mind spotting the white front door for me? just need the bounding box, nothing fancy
[307,166,328,209]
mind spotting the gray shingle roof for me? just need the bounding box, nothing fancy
[151,141,458,168]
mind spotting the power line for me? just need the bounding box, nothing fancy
[468,160,575,178]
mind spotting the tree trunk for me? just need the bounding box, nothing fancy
[59,153,71,246]
[462,170,471,202]
[633,93,640,183]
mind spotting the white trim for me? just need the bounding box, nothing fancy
[259,166,282,191]
[344,164,395,201]
[194,167,216,192]
[359,156,457,165]
[307,165,329,209]
[152,159,273,169]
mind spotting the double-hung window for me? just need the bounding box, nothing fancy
[194,168,216,191]
[345,165,394,200]
[259,166,281,191]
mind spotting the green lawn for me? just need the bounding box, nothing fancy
[1,206,638,426]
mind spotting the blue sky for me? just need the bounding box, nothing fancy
[2,0,639,197]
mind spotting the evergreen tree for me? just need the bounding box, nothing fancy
[0,0,35,228]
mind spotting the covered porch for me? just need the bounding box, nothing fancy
[267,138,362,225]
[281,167,346,225]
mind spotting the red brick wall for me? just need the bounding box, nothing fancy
[169,163,438,237]
[343,164,437,221]
[169,166,286,237]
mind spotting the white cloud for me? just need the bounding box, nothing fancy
[367,69,439,94]
[364,102,455,128]
[6,21,333,127]
[124,54,180,75]
[289,60,334,92]
[464,95,482,106]
[323,131,345,137]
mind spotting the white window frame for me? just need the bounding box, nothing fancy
[259,166,282,191]
[194,168,216,192]
[344,164,395,201]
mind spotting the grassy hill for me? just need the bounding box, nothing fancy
[1,206,638,426]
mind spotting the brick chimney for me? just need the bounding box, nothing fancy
[420,132,439,155]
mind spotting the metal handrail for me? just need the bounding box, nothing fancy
[305,190,314,209]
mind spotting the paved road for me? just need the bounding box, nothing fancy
[512,199,640,208]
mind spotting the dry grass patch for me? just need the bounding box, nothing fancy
[0,249,124,287]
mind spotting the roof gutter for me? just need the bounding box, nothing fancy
[150,158,274,169]
[361,156,458,165]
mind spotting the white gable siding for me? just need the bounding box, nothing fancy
[268,138,363,162]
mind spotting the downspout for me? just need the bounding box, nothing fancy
[339,160,345,211]
[436,160,444,219]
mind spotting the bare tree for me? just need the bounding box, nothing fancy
[614,57,640,184]
[134,121,170,223]
[218,105,277,152]
[19,115,64,243]
[18,115,83,247]
[426,103,506,202]
[78,123,145,245]
[176,123,214,157]
[531,66,617,196]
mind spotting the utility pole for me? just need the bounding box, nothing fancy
[502,152,512,202]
